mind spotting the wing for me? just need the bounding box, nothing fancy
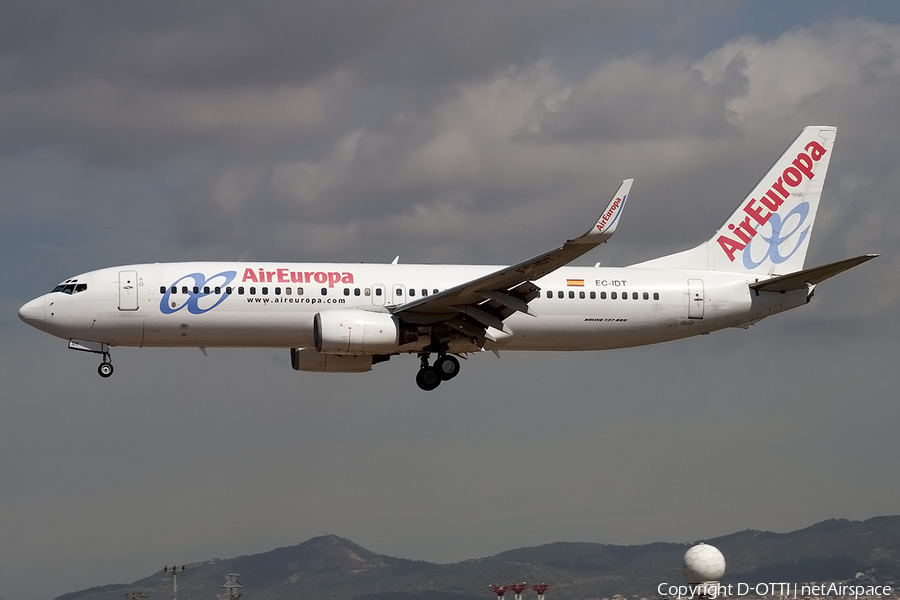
[391,179,633,343]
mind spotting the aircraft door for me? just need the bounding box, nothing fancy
[118,270,139,311]
[688,278,704,319]
[392,284,407,306]
[371,284,386,306]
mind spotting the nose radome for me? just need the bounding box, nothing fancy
[18,296,45,331]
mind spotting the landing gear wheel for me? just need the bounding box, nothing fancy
[435,355,460,381]
[416,367,441,391]
[98,362,114,378]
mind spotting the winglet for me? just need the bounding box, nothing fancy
[573,179,633,245]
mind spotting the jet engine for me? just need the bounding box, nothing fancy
[291,347,375,372]
[313,309,416,355]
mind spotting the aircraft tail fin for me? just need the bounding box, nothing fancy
[632,126,837,275]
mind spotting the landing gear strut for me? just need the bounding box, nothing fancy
[415,352,460,391]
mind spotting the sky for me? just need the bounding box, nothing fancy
[2,2,900,598]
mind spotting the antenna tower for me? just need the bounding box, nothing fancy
[163,565,185,600]
[221,573,243,600]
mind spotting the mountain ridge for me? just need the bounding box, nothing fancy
[57,516,900,600]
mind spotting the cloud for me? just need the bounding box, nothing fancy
[520,53,747,143]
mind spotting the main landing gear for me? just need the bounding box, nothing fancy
[415,352,460,391]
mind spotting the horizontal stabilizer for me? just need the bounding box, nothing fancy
[749,254,877,293]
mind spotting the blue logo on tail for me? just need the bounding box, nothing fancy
[742,202,811,270]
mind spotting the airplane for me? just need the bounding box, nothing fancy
[18,125,876,391]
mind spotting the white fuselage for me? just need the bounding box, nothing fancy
[22,261,810,353]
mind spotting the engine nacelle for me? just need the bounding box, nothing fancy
[291,348,373,373]
[313,309,414,355]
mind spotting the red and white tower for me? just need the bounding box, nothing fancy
[490,585,510,600]
[532,583,549,600]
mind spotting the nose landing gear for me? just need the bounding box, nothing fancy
[67,340,114,378]
[98,355,114,378]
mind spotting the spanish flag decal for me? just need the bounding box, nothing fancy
[566,279,585,287]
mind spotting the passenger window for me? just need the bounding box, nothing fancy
[321,287,327,295]
[262,287,269,295]
[238,286,245,295]
[182,286,189,294]
[653,292,660,300]
[203,286,210,294]
[558,291,564,299]
[193,286,200,294]
[622,292,628,300]
[611,292,617,299]
[365,288,371,296]
[354,288,361,296]
[274,287,281,295]
[250,287,256,295]
[215,286,221,295]
[160,286,166,294]
[422,289,428,296]
[375,288,382,296]
[590,291,596,299]
[285,287,291,295]
[633,292,638,300]
[396,288,402,296]
[433,289,439,295]
[409,289,416,297]
[568,291,575,299]
[579,291,585,299]
[601,292,607,299]
[343,288,350,296]
[298,287,304,295]
[546,291,553,299]
[643,292,649,300]
[225,287,232,295]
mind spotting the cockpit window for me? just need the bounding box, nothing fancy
[51,282,88,294]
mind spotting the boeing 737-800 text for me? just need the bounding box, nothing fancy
[18,126,876,390]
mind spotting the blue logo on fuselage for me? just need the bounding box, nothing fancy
[159,271,237,314]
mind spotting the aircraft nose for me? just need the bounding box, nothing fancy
[18,296,45,331]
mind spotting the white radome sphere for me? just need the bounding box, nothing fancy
[682,543,726,583]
